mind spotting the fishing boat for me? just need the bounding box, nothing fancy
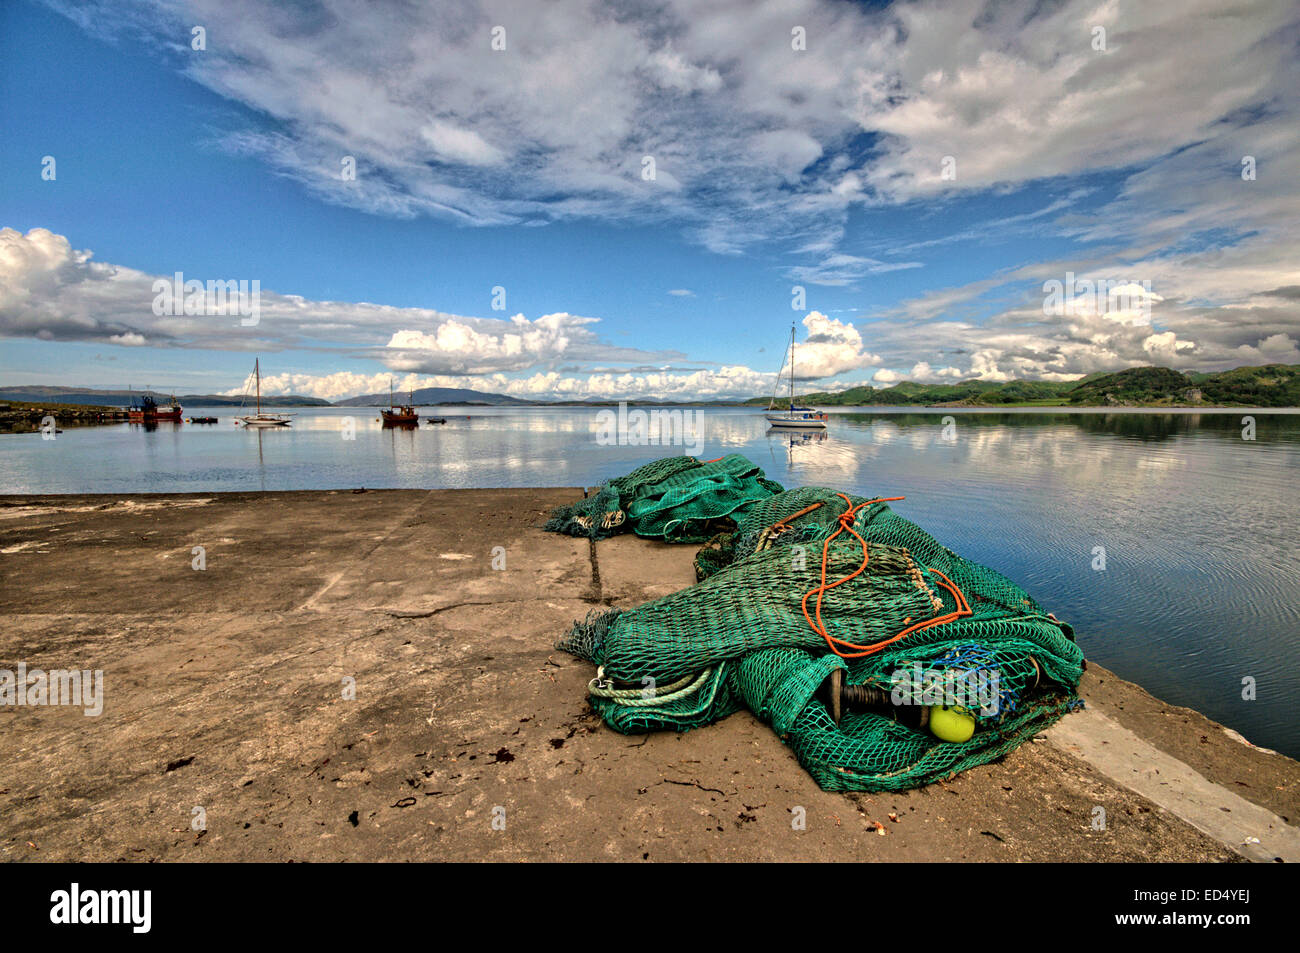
[236,359,293,428]
[127,391,183,423]
[765,323,829,429]
[381,381,419,426]
[425,416,447,425]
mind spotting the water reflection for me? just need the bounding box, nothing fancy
[833,410,1300,445]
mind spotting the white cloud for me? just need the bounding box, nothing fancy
[856,0,1297,201]
[646,45,724,94]
[788,253,923,287]
[384,313,600,374]
[419,121,505,167]
[779,311,881,380]
[246,364,778,403]
[0,227,676,374]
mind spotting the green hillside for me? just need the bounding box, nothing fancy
[742,363,1300,407]
[1198,364,1300,407]
[1066,364,1300,406]
[1065,366,1195,405]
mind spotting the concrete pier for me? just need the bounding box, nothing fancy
[1,489,1296,862]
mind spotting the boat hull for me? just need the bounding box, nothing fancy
[382,403,419,425]
[765,414,828,429]
[239,417,291,428]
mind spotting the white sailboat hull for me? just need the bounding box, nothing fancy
[237,358,293,427]
[763,323,830,430]
[765,414,828,429]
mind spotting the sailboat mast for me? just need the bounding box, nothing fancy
[255,358,261,415]
[789,322,795,409]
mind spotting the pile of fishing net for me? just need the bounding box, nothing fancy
[544,453,784,542]
[545,456,1085,792]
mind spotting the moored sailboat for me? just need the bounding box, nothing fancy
[236,359,293,428]
[765,323,829,429]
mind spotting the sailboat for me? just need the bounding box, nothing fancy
[765,323,829,429]
[236,359,293,428]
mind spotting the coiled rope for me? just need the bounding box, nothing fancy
[767,493,974,659]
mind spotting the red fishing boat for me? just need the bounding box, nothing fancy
[127,393,183,422]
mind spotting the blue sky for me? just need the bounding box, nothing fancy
[2,0,1297,400]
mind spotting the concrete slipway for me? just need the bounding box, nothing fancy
[0,489,1296,862]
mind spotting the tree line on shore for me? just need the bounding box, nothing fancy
[746,363,1300,408]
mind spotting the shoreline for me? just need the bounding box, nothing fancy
[1,488,1295,862]
[2,403,1297,437]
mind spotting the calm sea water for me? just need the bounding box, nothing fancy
[3,405,1298,757]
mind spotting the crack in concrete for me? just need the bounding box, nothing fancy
[383,598,558,619]
[296,490,439,612]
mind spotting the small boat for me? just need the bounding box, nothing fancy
[187,416,218,424]
[425,416,447,425]
[764,323,828,429]
[127,391,183,423]
[381,381,419,426]
[236,359,293,427]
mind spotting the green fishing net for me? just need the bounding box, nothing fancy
[544,453,784,542]
[547,456,1085,792]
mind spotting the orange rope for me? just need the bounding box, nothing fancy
[793,493,973,659]
[769,500,826,534]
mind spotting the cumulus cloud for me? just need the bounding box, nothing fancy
[246,364,777,403]
[0,227,679,374]
[862,277,1300,384]
[777,312,881,380]
[383,313,601,375]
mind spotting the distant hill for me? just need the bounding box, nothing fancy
[333,386,532,406]
[1065,364,1300,406]
[739,363,1300,407]
[1064,366,1196,405]
[744,378,1005,406]
[1193,363,1300,407]
[0,386,330,407]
